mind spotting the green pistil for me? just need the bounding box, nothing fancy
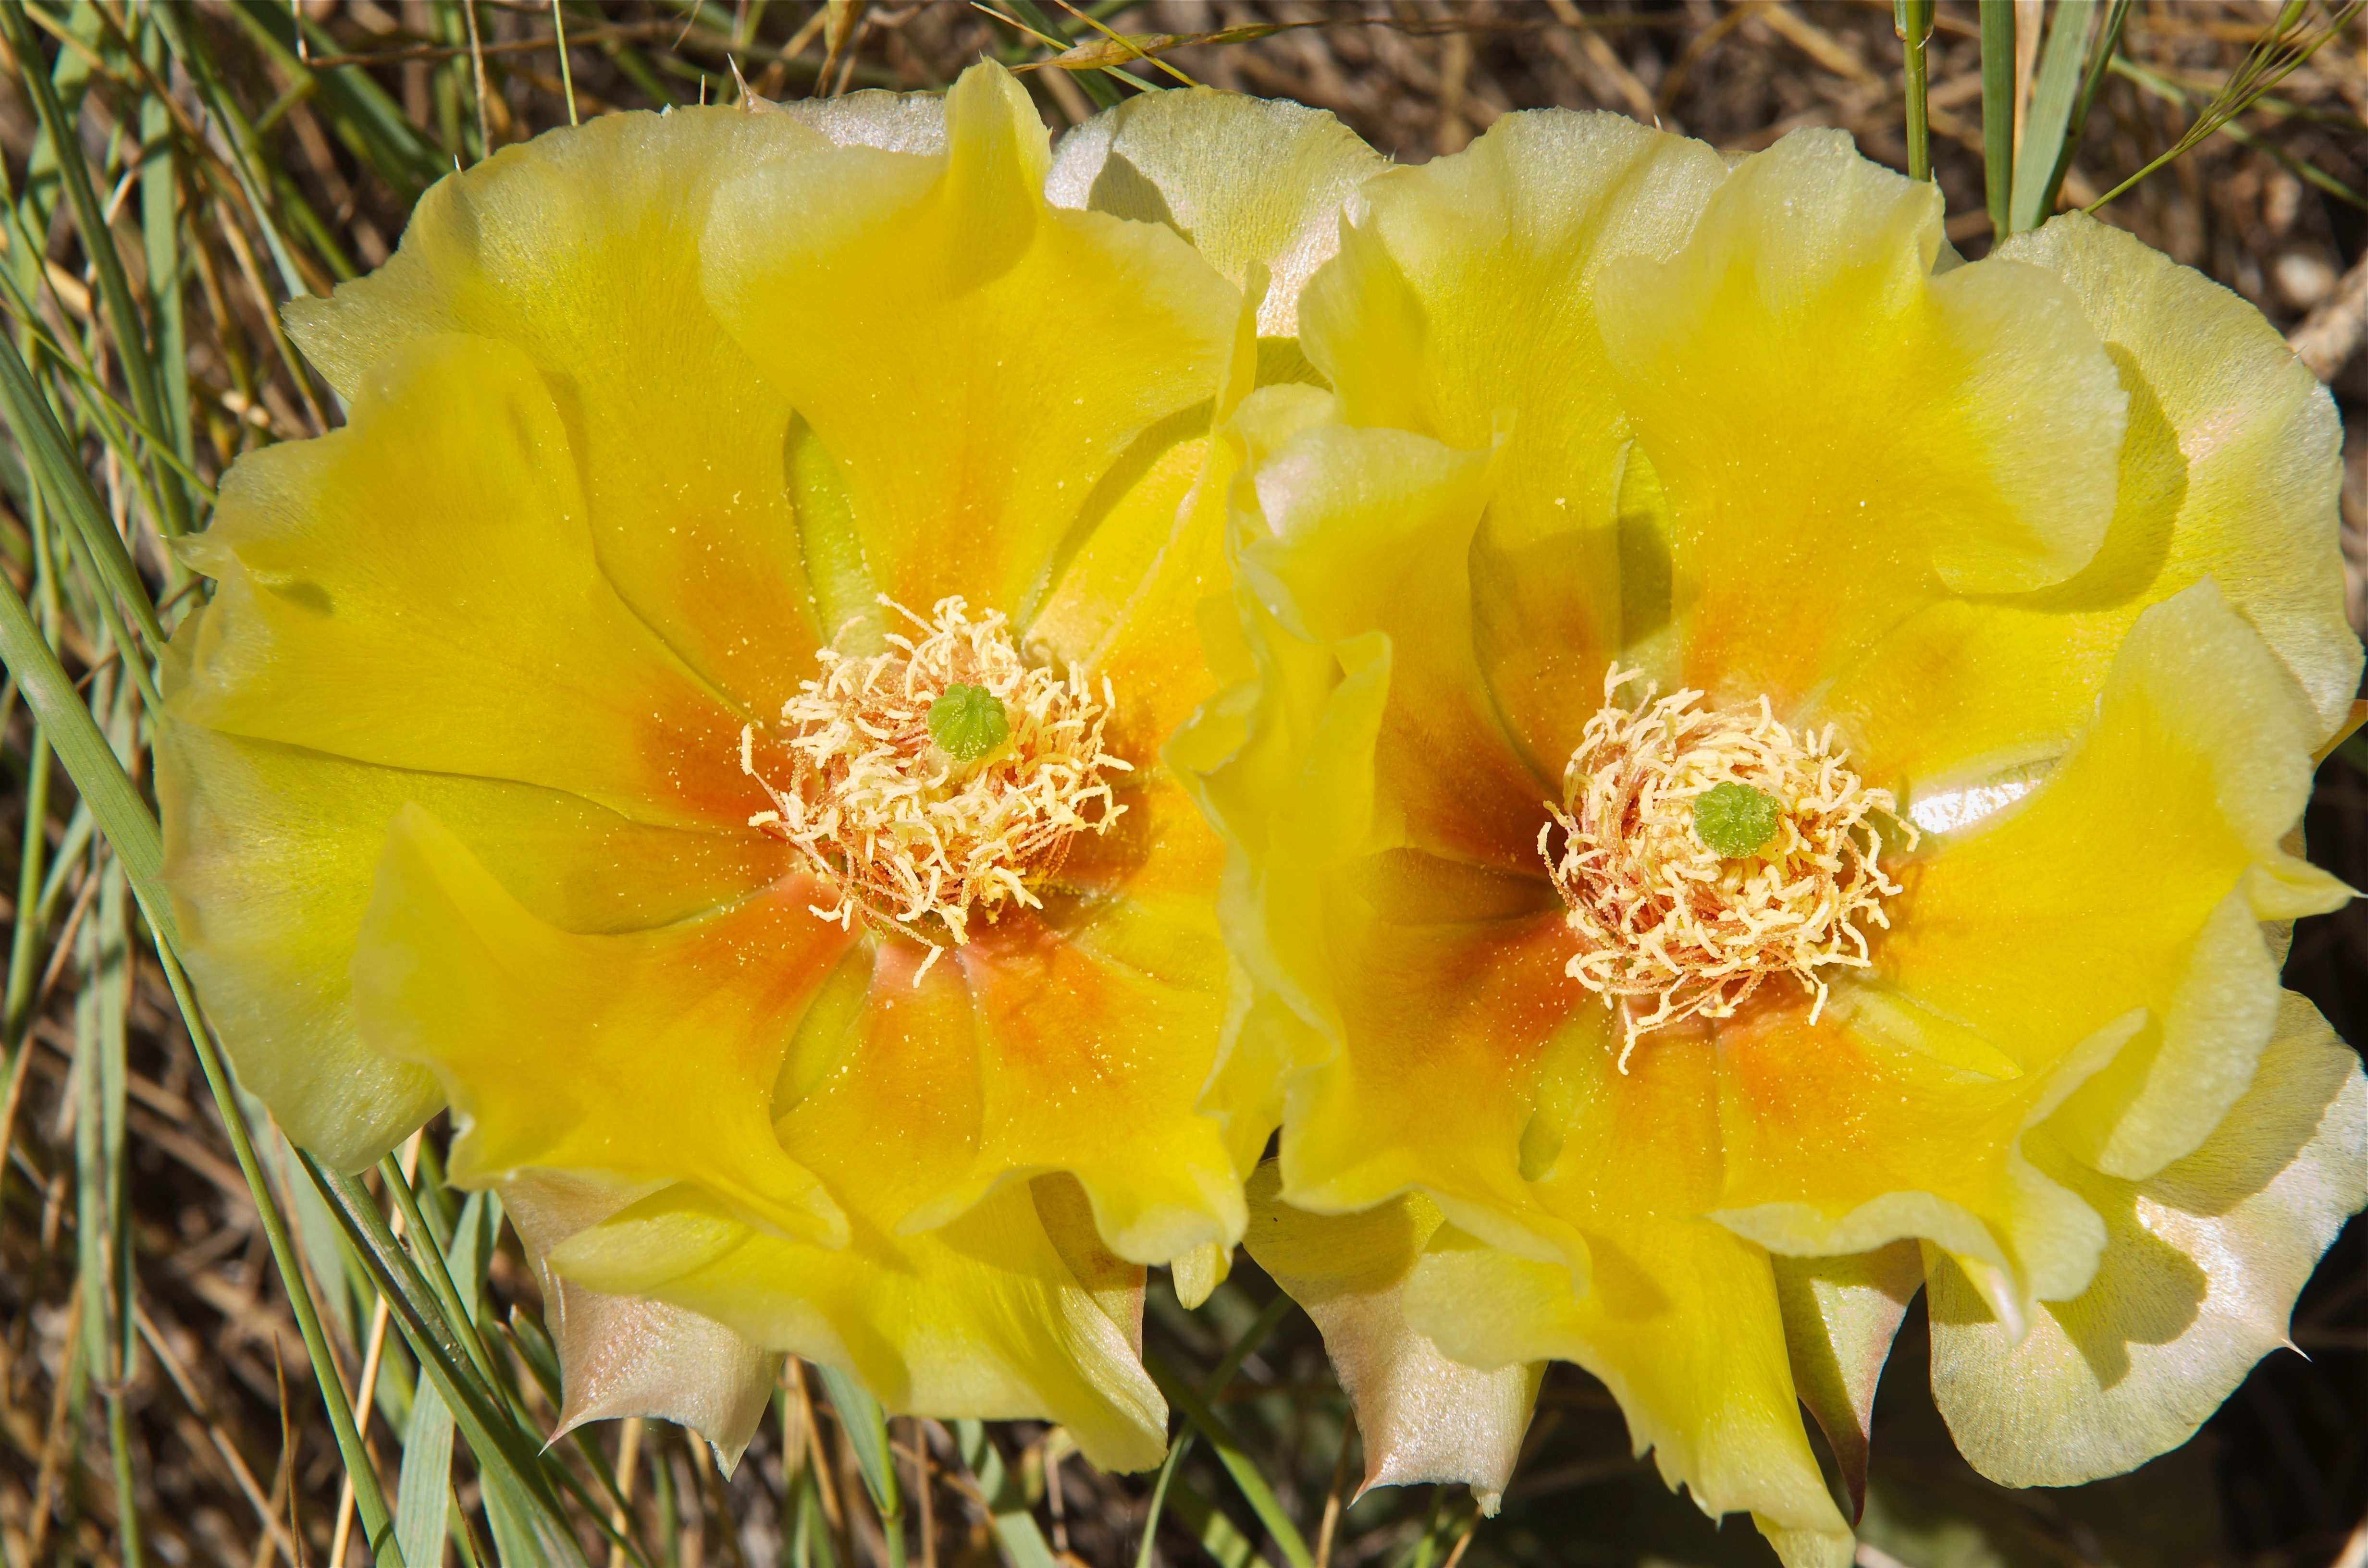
[928,682,1010,762]
[1693,781,1784,858]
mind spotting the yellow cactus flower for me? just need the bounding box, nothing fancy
[1180,114,2367,1559]
[160,64,1380,1469]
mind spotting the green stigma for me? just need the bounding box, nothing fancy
[928,683,1010,762]
[1693,781,1784,858]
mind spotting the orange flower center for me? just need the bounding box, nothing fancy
[1540,666,1916,1069]
[741,596,1129,976]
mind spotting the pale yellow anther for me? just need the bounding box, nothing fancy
[1541,666,1916,1070]
[742,596,1129,973]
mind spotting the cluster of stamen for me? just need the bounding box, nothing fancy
[742,596,1128,976]
[1541,666,1916,1070]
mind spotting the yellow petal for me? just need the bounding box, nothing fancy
[550,1175,1169,1472]
[174,334,758,832]
[1165,555,1352,1177]
[772,886,1241,1268]
[1047,87,1384,337]
[1275,884,1586,1258]
[698,61,1239,623]
[1018,170,1263,811]
[1177,388,1607,1247]
[505,1171,784,1471]
[1234,410,1542,872]
[1416,1034,1852,1561]
[1023,422,1224,755]
[1242,1163,1540,1514]
[1880,581,2347,1178]
[1710,1004,2127,1335]
[1168,1239,1232,1311]
[1297,110,1726,777]
[352,804,852,1243]
[1708,584,2343,1324]
[284,107,834,710]
[1031,1171,1147,1357]
[951,894,1243,1262]
[157,720,787,1169]
[1998,214,2356,737]
[1828,212,2358,792]
[1930,994,2368,1485]
[1600,129,2125,708]
[1405,1216,1850,1564]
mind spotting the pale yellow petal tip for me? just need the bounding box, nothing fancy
[1046,86,1386,336]
[1242,1164,1540,1508]
[1757,1518,1858,1568]
[508,1173,784,1475]
[1349,1351,1541,1513]
[776,87,947,154]
[1933,1001,2367,1487]
[1171,1239,1233,1309]
[547,1297,784,1478]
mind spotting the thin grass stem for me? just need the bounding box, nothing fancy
[1894,0,1934,181]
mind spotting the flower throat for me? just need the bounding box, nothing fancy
[1541,666,1914,1068]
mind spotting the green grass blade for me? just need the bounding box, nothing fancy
[395,1379,459,1568]
[2109,50,2368,208]
[3,721,51,1047]
[310,1159,518,1432]
[136,16,196,527]
[96,835,138,1568]
[147,936,407,1565]
[147,4,317,302]
[0,2,189,539]
[2009,0,2096,232]
[788,1458,840,1568]
[2034,0,2130,236]
[0,327,166,652]
[45,511,159,711]
[303,1154,596,1568]
[382,1154,511,1405]
[0,211,217,507]
[1135,1291,1298,1568]
[1132,1430,1195,1568]
[955,1419,1060,1568]
[73,844,137,1568]
[1980,0,2016,240]
[0,568,164,923]
[816,1365,905,1567]
[314,1156,645,1567]
[222,0,446,198]
[482,1472,555,1568]
[1,561,391,1556]
[1206,1292,1293,1394]
[1163,1478,1257,1568]
[1145,1350,1315,1568]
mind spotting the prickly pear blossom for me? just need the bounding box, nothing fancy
[1182,114,2366,1561]
[160,64,1381,1468]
